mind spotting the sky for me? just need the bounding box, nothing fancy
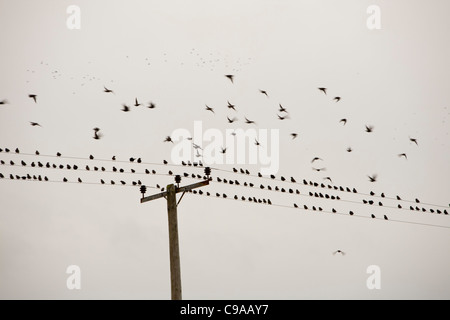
[0,0,449,299]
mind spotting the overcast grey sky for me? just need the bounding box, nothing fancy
[0,0,449,299]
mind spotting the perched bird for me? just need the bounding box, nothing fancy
[291,133,298,140]
[225,74,234,83]
[134,98,141,107]
[318,87,327,95]
[89,154,94,160]
[365,125,374,133]
[15,148,20,153]
[371,214,376,218]
[384,215,388,220]
[103,86,114,94]
[311,157,322,163]
[93,127,103,140]
[291,177,296,183]
[30,122,42,127]
[368,174,377,182]
[205,105,215,113]
[409,137,418,146]
[78,178,82,183]
[398,153,407,159]
[63,177,68,182]
[333,97,341,102]
[245,117,256,125]
[227,101,236,111]
[259,89,269,97]
[121,104,130,112]
[28,94,37,103]
[339,119,347,125]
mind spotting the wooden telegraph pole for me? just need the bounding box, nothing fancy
[140,170,210,300]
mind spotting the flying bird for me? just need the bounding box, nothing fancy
[147,102,156,109]
[28,94,37,103]
[398,153,407,159]
[365,125,374,133]
[333,97,341,102]
[291,133,298,139]
[220,147,227,154]
[227,101,236,111]
[409,137,418,146]
[324,177,333,183]
[277,114,289,120]
[103,86,114,94]
[311,157,322,163]
[205,105,215,113]
[312,167,326,172]
[225,74,234,83]
[278,104,288,113]
[245,117,256,125]
[333,250,345,255]
[259,89,269,97]
[318,87,327,95]
[93,127,102,140]
[227,116,238,123]
[164,136,174,143]
[134,98,141,107]
[368,174,377,182]
[339,119,347,125]
[0,99,9,105]
[30,122,42,127]
[346,147,353,152]
[121,104,130,112]
[255,139,261,147]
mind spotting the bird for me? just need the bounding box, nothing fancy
[205,105,215,113]
[259,89,269,97]
[368,174,377,182]
[30,122,42,127]
[277,114,289,120]
[333,97,341,102]
[78,178,82,183]
[100,179,105,184]
[278,104,288,113]
[103,86,114,94]
[15,148,20,153]
[333,250,345,255]
[0,99,9,105]
[365,125,374,133]
[93,127,102,140]
[245,117,256,125]
[89,154,94,160]
[312,167,326,172]
[28,94,37,103]
[318,87,327,95]
[21,160,26,166]
[409,137,418,146]
[164,136,174,143]
[371,214,376,218]
[384,215,388,220]
[398,153,407,159]
[291,177,296,183]
[220,147,227,154]
[291,133,298,139]
[112,156,116,161]
[147,102,156,109]
[227,116,238,123]
[163,160,168,164]
[311,157,322,163]
[225,74,234,83]
[346,147,353,152]
[56,152,61,157]
[134,98,141,107]
[63,177,68,182]
[227,101,236,111]
[121,104,130,112]
[323,177,333,183]
[339,119,347,125]
[254,139,261,147]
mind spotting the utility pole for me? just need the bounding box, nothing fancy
[140,170,210,300]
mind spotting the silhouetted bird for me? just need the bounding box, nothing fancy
[111,180,115,185]
[311,157,322,163]
[415,198,420,203]
[346,147,352,152]
[323,177,333,183]
[147,102,156,109]
[227,101,236,111]
[30,122,42,127]
[349,211,354,216]
[255,139,261,147]
[332,208,337,213]
[100,179,105,184]
[381,193,385,198]
[121,104,130,112]
[205,105,215,113]
[398,153,407,159]
[63,177,68,182]
[384,215,388,220]
[318,87,327,95]
[245,117,256,125]
[78,178,82,183]
[333,97,341,102]
[56,152,61,157]
[164,136,174,143]
[371,214,376,218]
[396,195,401,200]
[368,174,377,182]
[134,98,141,107]
[365,125,374,133]
[409,137,418,146]
[103,86,114,93]
[89,155,94,160]
[294,203,298,208]
[0,99,8,105]
[291,133,298,139]
[259,89,268,97]
[93,128,102,140]
[398,204,402,209]
[112,156,116,161]
[277,114,289,120]
[225,74,234,83]
[312,167,326,172]
[28,94,37,103]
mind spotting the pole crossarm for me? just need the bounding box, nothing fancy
[140,180,209,204]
